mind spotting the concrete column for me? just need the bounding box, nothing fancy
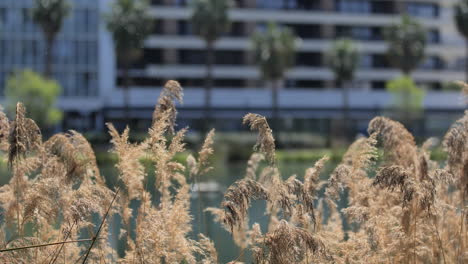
[320,0,334,11]
[321,25,335,39]
[395,1,407,14]
[162,19,178,64]
[324,80,335,89]
[243,0,256,87]
[244,0,256,8]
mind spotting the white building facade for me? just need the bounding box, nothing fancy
[0,0,466,132]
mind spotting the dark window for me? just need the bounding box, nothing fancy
[370,1,396,14]
[290,80,324,89]
[371,81,387,90]
[120,49,162,69]
[407,2,438,18]
[226,22,244,37]
[214,79,245,87]
[372,54,391,68]
[152,20,163,34]
[296,52,322,66]
[359,54,372,68]
[336,0,371,14]
[151,0,164,5]
[215,50,244,65]
[286,24,321,39]
[257,0,320,10]
[420,56,444,70]
[233,0,247,8]
[178,78,204,87]
[0,8,5,25]
[179,50,205,64]
[427,29,440,44]
[174,0,188,6]
[336,26,382,41]
[117,77,164,87]
[178,20,192,35]
[177,78,244,87]
[179,50,244,65]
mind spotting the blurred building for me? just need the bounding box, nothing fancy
[0,0,466,133]
[103,0,466,132]
[0,0,107,129]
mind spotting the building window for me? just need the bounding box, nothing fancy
[289,80,324,89]
[257,0,319,10]
[225,22,244,37]
[372,54,390,68]
[151,0,165,5]
[420,56,444,70]
[359,54,372,68]
[174,0,188,6]
[178,20,192,35]
[286,23,321,39]
[296,52,322,67]
[336,0,371,14]
[371,81,387,90]
[370,1,396,14]
[152,19,163,34]
[336,26,382,41]
[215,79,245,87]
[179,50,205,64]
[427,29,440,44]
[407,2,438,18]
[179,50,244,65]
[215,50,244,65]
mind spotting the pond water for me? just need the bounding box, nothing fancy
[100,160,340,263]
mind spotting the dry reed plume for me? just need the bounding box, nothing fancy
[0,81,466,263]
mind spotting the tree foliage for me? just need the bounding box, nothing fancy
[252,23,298,81]
[105,0,153,64]
[191,0,232,44]
[5,70,62,128]
[386,76,425,120]
[32,0,71,77]
[384,15,426,75]
[454,0,468,82]
[32,0,71,39]
[325,38,360,87]
[455,0,468,38]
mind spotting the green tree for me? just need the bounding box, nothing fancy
[454,0,468,82]
[325,39,360,139]
[384,15,427,75]
[191,0,232,128]
[105,0,153,122]
[32,0,71,78]
[386,76,425,126]
[252,23,297,131]
[5,70,62,128]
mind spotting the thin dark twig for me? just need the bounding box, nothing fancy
[49,221,76,264]
[0,238,93,253]
[81,188,120,264]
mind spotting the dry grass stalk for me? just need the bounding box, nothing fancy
[153,80,183,135]
[1,80,468,263]
[243,113,276,165]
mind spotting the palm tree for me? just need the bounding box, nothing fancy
[325,39,360,140]
[191,0,232,129]
[32,0,71,78]
[252,23,297,132]
[105,0,152,122]
[454,0,468,82]
[384,15,427,76]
